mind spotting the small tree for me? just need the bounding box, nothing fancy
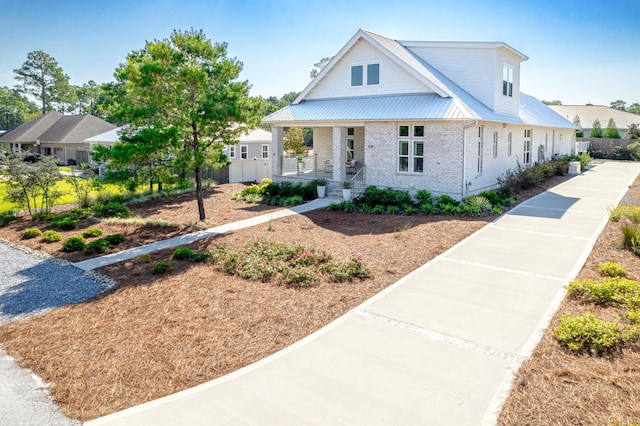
[603,118,620,138]
[627,123,640,140]
[65,163,100,207]
[590,119,604,138]
[283,127,306,155]
[573,114,584,138]
[1,155,62,214]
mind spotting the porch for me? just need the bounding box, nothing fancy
[276,154,365,197]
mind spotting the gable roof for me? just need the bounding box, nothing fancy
[548,105,640,129]
[0,111,62,142]
[0,113,117,144]
[269,29,576,130]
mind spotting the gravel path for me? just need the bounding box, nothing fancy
[0,240,109,426]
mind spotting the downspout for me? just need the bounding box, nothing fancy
[462,120,478,199]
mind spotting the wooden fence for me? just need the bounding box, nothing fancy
[578,137,638,159]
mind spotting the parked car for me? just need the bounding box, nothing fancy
[23,154,41,163]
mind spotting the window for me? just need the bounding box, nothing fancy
[261,144,269,159]
[398,125,425,174]
[351,65,363,86]
[351,63,379,87]
[347,138,355,160]
[502,64,514,97]
[347,127,354,136]
[367,63,379,85]
[240,145,248,160]
[477,126,484,174]
[523,129,531,165]
[507,132,512,157]
[229,145,236,159]
[493,131,498,158]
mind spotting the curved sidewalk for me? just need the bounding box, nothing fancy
[86,161,640,426]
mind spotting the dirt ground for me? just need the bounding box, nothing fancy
[2,173,637,423]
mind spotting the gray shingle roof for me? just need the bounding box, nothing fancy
[0,113,116,144]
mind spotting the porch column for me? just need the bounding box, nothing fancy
[332,126,346,183]
[271,126,284,176]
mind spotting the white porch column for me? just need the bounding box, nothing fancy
[332,126,346,183]
[271,126,284,177]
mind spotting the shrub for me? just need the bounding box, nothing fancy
[420,202,436,214]
[435,194,459,207]
[566,277,640,308]
[0,211,17,226]
[372,205,385,215]
[628,141,640,161]
[414,189,433,205]
[41,230,62,243]
[610,205,640,223]
[280,265,319,288]
[82,228,103,238]
[554,312,622,355]
[104,233,125,246]
[31,211,57,222]
[152,261,171,275]
[85,238,111,254]
[63,236,86,252]
[54,219,77,230]
[135,253,152,264]
[22,228,42,239]
[403,205,417,215]
[92,201,132,218]
[461,195,493,216]
[386,205,400,215]
[621,220,640,255]
[598,262,628,278]
[173,247,195,261]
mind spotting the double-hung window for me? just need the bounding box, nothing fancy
[493,131,499,158]
[502,64,514,97]
[523,129,532,165]
[229,145,236,159]
[398,125,424,174]
[261,144,269,159]
[240,145,248,160]
[477,126,484,174]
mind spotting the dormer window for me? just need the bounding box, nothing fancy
[351,63,380,87]
[502,64,514,97]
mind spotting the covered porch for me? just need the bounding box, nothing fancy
[270,125,366,195]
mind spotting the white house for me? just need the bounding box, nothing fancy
[263,29,578,198]
[224,128,272,183]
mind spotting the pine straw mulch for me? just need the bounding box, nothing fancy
[498,176,640,425]
[0,183,281,262]
[0,174,579,422]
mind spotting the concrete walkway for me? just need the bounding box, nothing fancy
[73,197,339,271]
[84,161,640,426]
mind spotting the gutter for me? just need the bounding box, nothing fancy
[462,120,478,199]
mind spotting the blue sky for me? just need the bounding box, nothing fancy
[1,0,638,106]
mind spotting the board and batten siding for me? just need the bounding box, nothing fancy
[306,38,433,100]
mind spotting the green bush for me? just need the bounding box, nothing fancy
[54,219,77,230]
[31,211,57,222]
[610,205,640,223]
[566,277,640,308]
[82,228,103,238]
[41,230,62,243]
[414,189,433,205]
[461,195,493,217]
[63,236,86,252]
[85,238,111,254]
[621,221,640,255]
[92,201,132,218]
[22,228,42,239]
[555,312,622,355]
[280,265,319,287]
[0,211,17,226]
[173,247,195,261]
[628,141,640,161]
[104,233,125,246]
[386,205,400,215]
[152,261,171,275]
[135,253,152,264]
[598,262,628,278]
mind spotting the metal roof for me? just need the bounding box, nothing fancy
[548,105,640,129]
[264,94,467,123]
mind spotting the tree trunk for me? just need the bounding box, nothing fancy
[195,164,206,221]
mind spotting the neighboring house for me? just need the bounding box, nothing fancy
[224,128,272,182]
[548,105,640,138]
[263,29,578,198]
[0,111,116,165]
